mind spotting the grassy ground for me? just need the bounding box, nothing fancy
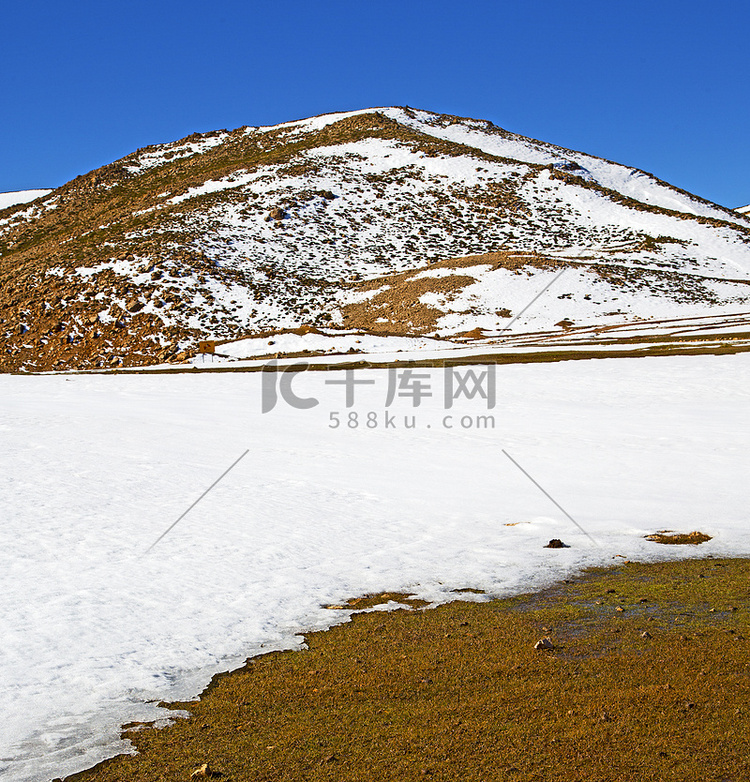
[68,557,750,782]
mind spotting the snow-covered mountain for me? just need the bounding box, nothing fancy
[737,204,750,215]
[1,108,749,371]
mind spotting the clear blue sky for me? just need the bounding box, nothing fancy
[2,0,748,207]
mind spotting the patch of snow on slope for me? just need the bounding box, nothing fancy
[168,170,257,204]
[422,265,750,336]
[126,133,229,174]
[383,108,744,225]
[244,108,379,137]
[212,332,447,360]
[527,168,750,279]
[0,189,52,210]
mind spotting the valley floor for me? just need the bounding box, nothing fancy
[1,353,749,781]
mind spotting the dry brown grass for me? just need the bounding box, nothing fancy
[68,558,750,782]
[645,531,713,545]
[341,251,561,336]
[323,592,430,610]
[341,273,475,334]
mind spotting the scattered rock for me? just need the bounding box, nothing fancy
[641,631,652,639]
[534,637,554,651]
[544,538,569,549]
[191,764,210,778]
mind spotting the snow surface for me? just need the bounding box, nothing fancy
[0,190,52,210]
[2,354,750,781]
[737,204,750,215]
[213,331,448,359]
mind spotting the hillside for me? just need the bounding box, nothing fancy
[2,108,750,372]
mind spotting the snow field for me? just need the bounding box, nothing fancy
[1,354,750,780]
